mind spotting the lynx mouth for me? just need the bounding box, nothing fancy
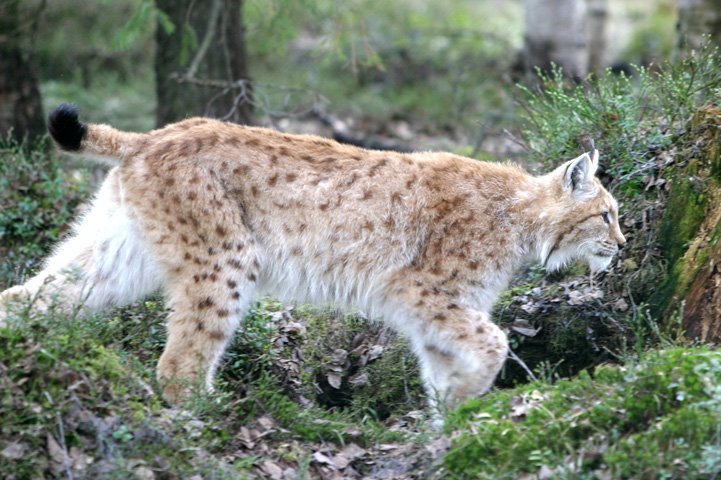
[593,248,617,258]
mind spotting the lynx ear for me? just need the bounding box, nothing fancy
[563,151,598,192]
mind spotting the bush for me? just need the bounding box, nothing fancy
[518,42,721,193]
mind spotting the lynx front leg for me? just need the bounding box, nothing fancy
[156,242,259,403]
[395,298,508,422]
[415,313,507,407]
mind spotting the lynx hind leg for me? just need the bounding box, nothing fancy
[0,168,162,319]
[156,235,259,403]
[403,303,508,421]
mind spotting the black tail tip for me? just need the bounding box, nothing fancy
[48,103,86,151]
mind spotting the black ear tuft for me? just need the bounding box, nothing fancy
[47,103,86,151]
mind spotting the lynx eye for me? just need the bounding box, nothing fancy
[601,211,610,224]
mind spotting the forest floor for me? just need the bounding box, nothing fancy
[5,38,721,477]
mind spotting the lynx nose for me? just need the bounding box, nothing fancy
[617,237,626,250]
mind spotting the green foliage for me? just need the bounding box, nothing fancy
[620,1,676,65]
[0,141,91,287]
[443,347,721,479]
[34,0,153,83]
[248,0,521,132]
[109,0,168,51]
[518,42,721,191]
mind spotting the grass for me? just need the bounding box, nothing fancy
[0,291,418,478]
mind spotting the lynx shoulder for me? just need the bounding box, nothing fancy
[1,104,625,418]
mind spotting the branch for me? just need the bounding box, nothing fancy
[185,0,222,79]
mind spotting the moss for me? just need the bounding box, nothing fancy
[656,160,707,266]
[651,107,721,322]
[350,338,423,420]
[443,347,721,479]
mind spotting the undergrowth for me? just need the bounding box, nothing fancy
[518,42,721,194]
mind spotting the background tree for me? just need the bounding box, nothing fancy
[0,1,45,142]
[522,0,588,79]
[155,0,253,126]
[676,0,721,54]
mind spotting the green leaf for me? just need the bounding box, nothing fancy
[156,9,176,35]
[179,23,199,67]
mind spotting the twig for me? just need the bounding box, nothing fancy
[507,348,537,382]
[502,129,530,152]
[185,0,222,80]
[56,412,75,480]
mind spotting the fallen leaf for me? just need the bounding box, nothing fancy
[511,318,541,337]
[327,372,342,389]
[331,349,348,365]
[260,460,284,479]
[377,443,399,451]
[340,443,366,461]
[47,433,67,466]
[312,451,335,467]
[510,391,546,421]
[257,415,276,432]
[614,298,629,311]
[1,442,26,460]
[538,465,554,480]
[367,345,384,361]
[348,372,369,387]
[134,466,156,480]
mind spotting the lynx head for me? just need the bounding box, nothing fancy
[541,149,626,273]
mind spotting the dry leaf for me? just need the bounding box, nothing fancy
[312,451,335,466]
[510,390,545,421]
[260,460,284,479]
[134,466,156,480]
[327,372,342,389]
[614,298,629,311]
[367,345,384,361]
[348,372,369,387]
[511,318,541,337]
[330,349,348,365]
[1,442,26,460]
[47,433,67,467]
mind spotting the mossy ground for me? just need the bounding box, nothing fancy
[443,347,721,479]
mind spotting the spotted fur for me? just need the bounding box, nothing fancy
[1,106,625,420]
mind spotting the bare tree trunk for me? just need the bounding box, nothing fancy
[676,0,721,54]
[586,0,608,74]
[155,0,252,127]
[0,1,45,142]
[522,0,589,79]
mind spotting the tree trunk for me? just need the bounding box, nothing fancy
[522,0,589,79]
[652,106,721,342]
[155,0,252,127]
[0,1,45,142]
[586,0,608,74]
[676,0,721,54]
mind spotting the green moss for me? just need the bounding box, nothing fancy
[657,161,707,265]
[350,338,423,420]
[443,347,721,479]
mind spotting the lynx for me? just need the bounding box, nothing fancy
[1,104,625,415]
